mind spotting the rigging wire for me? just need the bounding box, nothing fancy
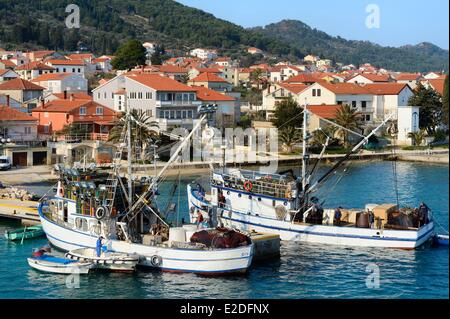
[391,135,400,207]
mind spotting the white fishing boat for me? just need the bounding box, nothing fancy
[65,248,139,273]
[38,106,254,276]
[187,110,436,249]
[27,254,94,274]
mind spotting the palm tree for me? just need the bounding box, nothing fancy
[408,129,427,146]
[279,126,302,153]
[108,109,160,160]
[334,104,362,148]
[311,126,338,148]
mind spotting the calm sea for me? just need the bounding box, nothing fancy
[0,161,448,299]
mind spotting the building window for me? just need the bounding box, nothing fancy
[138,92,143,99]
[317,89,321,97]
[312,89,316,97]
[352,101,357,108]
[79,107,87,115]
[72,68,75,72]
[24,127,31,134]
[362,101,367,108]
[96,107,103,115]
[365,114,371,122]
[337,101,343,105]
[97,92,100,99]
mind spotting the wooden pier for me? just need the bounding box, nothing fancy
[0,199,40,225]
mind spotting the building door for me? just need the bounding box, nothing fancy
[32,151,47,165]
[12,152,27,166]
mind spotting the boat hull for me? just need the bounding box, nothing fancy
[188,185,435,249]
[38,206,254,275]
[65,248,138,273]
[5,226,45,241]
[27,257,92,274]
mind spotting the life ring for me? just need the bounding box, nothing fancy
[150,255,162,267]
[95,206,108,221]
[58,186,64,197]
[244,181,253,192]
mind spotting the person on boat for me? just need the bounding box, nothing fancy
[96,236,104,257]
[334,207,342,226]
[418,202,430,226]
[197,211,204,228]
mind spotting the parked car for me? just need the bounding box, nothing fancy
[0,156,12,171]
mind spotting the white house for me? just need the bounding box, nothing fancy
[15,62,56,81]
[263,83,308,119]
[304,55,320,63]
[0,69,19,82]
[397,106,420,145]
[31,73,88,94]
[92,73,202,131]
[0,105,38,142]
[346,73,391,84]
[189,48,218,61]
[45,60,86,77]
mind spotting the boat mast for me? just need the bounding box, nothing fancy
[302,98,308,190]
[126,98,133,208]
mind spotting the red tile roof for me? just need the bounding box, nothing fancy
[349,73,390,82]
[27,50,55,59]
[318,82,371,95]
[0,105,38,121]
[47,59,85,66]
[32,73,73,82]
[364,83,411,95]
[284,73,320,84]
[66,53,94,60]
[32,99,91,112]
[0,60,16,68]
[427,79,446,95]
[191,86,235,101]
[308,105,341,119]
[15,61,55,71]
[194,67,222,74]
[126,74,195,91]
[278,83,308,94]
[52,92,92,101]
[157,65,188,73]
[0,78,45,91]
[394,73,422,81]
[190,72,227,83]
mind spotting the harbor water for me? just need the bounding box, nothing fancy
[0,161,448,299]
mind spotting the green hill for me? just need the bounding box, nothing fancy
[0,1,447,72]
[250,20,449,72]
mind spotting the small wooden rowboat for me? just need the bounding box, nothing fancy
[27,255,94,274]
[65,248,140,273]
[4,225,45,241]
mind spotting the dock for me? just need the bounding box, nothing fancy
[249,232,281,262]
[0,199,40,225]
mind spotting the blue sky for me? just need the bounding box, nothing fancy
[177,0,449,49]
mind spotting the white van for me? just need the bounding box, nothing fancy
[0,156,11,170]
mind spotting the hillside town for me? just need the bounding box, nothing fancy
[0,44,448,167]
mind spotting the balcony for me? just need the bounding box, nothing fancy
[156,100,202,108]
[52,133,110,143]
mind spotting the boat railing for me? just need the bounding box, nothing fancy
[212,173,296,199]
